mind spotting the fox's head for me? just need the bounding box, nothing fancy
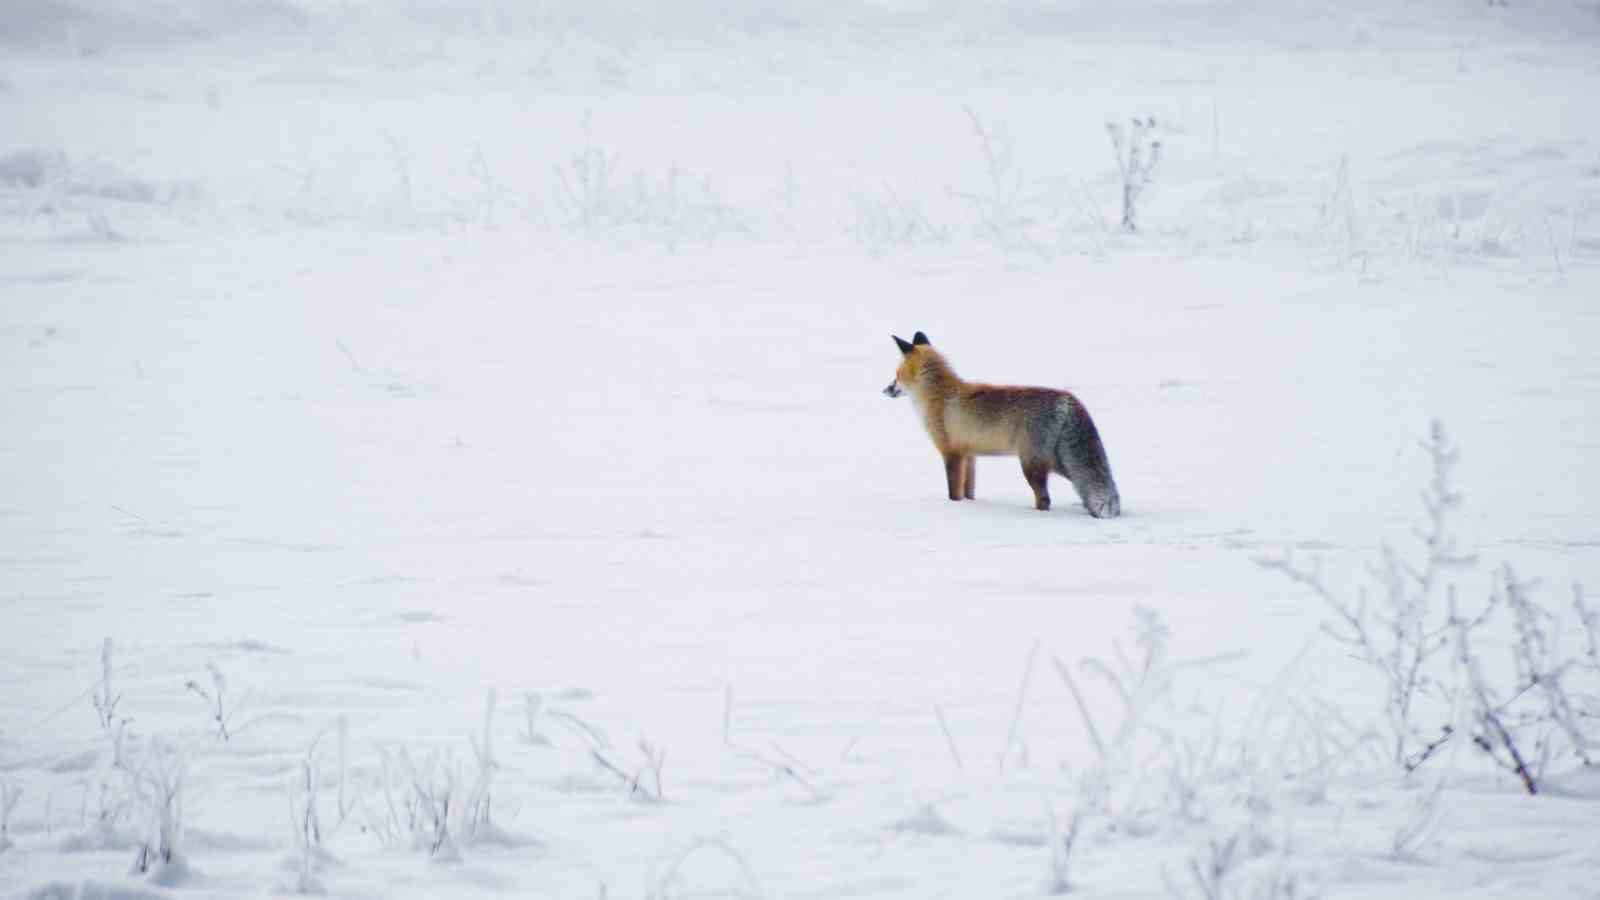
[883,331,932,398]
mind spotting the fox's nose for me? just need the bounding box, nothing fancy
[883,382,902,398]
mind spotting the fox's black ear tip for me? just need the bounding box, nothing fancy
[912,331,930,346]
[893,334,915,355]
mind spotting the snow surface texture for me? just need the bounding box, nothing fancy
[3,1,1600,898]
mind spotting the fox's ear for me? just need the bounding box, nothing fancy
[894,334,915,355]
[912,331,930,346]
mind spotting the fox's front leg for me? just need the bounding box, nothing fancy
[943,453,967,501]
[962,456,976,500]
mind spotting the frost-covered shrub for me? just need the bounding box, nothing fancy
[185,661,234,742]
[953,106,1035,245]
[281,720,350,894]
[551,121,746,248]
[1258,423,1471,774]
[1107,117,1161,232]
[849,182,946,255]
[364,745,461,860]
[1450,565,1598,794]
[128,740,190,885]
[1259,421,1598,793]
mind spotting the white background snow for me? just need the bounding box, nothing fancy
[2,1,1599,897]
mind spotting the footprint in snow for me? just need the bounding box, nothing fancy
[889,804,961,836]
[493,573,546,587]
[199,638,290,655]
[48,749,100,774]
[396,610,446,624]
[1294,539,1339,551]
[987,827,1048,847]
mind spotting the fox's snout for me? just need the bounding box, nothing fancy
[883,381,903,398]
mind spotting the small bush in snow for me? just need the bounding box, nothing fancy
[64,639,141,852]
[543,700,671,803]
[1450,565,1598,794]
[282,720,350,894]
[1165,826,1317,900]
[586,733,671,804]
[285,755,328,894]
[953,106,1035,246]
[1257,422,1472,774]
[184,661,235,742]
[554,136,621,232]
[1054,605,1244,830]
[849,181,946,255]
[1169,829,1245,900]
[361,744,406,849]
[1107,117,1161,232]
[552,118,745,248]
[366,691,538,863]
[92,638,122,733]
[463,689,531,846]
[396,747,462,861]
[1260,421,1598,793]
[128,740,189,885]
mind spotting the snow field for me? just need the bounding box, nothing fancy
[3,2,1600,898]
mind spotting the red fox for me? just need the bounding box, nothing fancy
[884,332,1121,518]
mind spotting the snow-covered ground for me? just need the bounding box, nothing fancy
[3,2,1599,897]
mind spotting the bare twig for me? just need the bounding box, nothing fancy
[647,837,764,900]
[1452,586,1536,794]
[1045,802,1083,894]
[184,662,232,742]
[934,704,966,772]
[999,641,1041,773]
[730,743,824,801]
[92,637,122,732]
[1052,654,1107,760]
[0,780,21,853]
[1391,778,1446,861]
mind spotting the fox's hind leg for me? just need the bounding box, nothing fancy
[962,456,976,500]
[1020,458,1051,511]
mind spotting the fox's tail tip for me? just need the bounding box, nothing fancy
[1086,492,1122,519]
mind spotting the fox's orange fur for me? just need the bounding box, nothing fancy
[885,332,1121,518]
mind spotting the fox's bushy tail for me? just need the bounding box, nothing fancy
[1053,397,1121,518]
